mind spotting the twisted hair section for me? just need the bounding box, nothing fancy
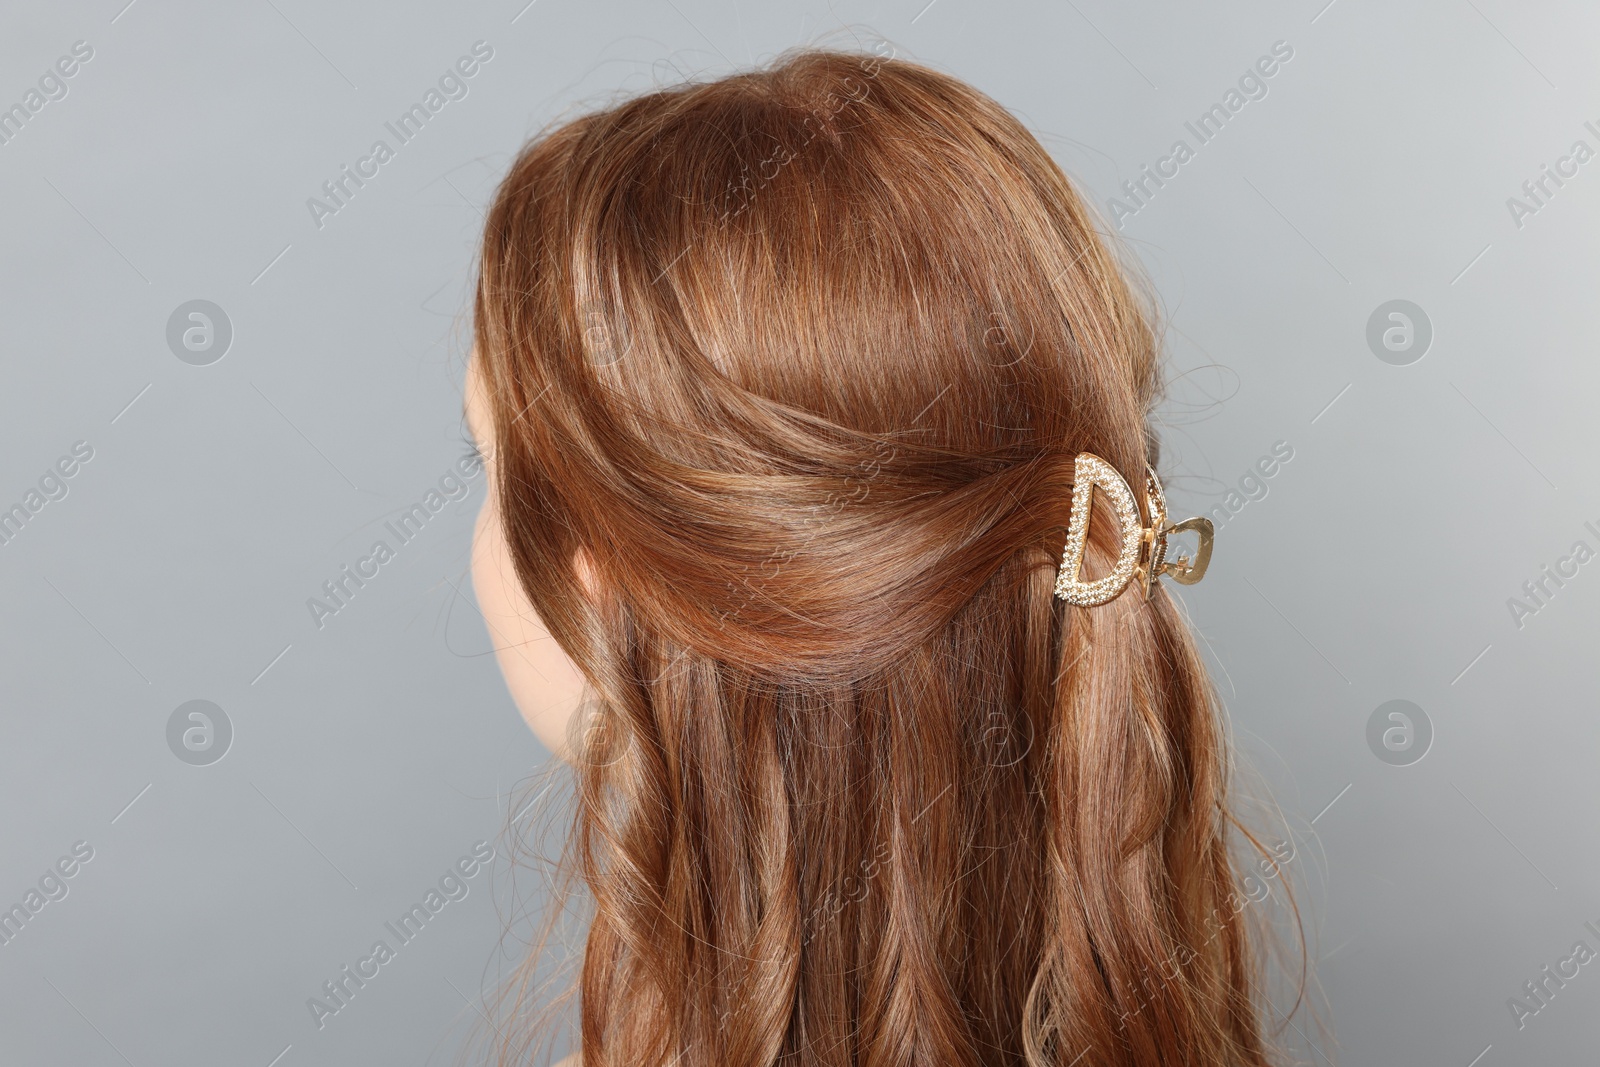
[475,47,1294,1067]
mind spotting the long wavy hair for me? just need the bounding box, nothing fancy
[473,47,1299,1067]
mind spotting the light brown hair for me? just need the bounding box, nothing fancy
[474,47,1298,1067]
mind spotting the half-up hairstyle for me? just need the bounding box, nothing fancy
[475,47,1292,1067]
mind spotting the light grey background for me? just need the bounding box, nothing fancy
[0,0,1593,1064]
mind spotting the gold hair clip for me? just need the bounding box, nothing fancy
[1053,453,1214,606]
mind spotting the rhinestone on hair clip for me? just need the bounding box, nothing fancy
[1053,453,1214,607]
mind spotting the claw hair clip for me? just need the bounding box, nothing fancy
[1053,453,1214,607]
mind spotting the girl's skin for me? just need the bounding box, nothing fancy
[464,354,590,762]
[466,354,588,1066]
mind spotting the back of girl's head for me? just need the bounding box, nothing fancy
[476,47,1283,1067]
